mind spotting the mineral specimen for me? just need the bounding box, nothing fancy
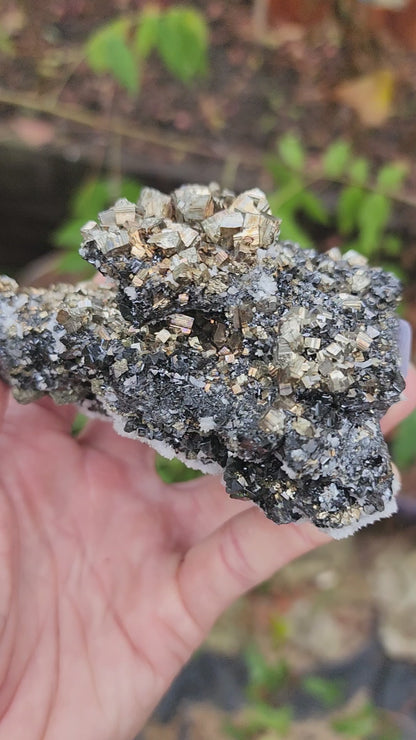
[0,184,407,537]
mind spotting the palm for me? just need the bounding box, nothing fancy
[0,367,414,740]
[0,393,223,740]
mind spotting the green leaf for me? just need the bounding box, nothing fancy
[86,19,129,71]
[54,178,110,250]
[302,676,345,708]
[276,202,312,247]
[57,252,95,277]
[348,157,369,186]
[157,7,208,83]
[277,132,305,171]
[332,703,378,737]
[376,162,408,193]
[270,614,289,645]
[86,20,140,94]
[265,156,294,187]
[120,178,142,203]
[392,410,416,469]
[54,218,87,250]
[103,34,139,94]
[382,234,402,256]
[268,174,307,211]
[0,29,14,56]
[155,455,202,483]
[357,191,391,256]
[71,178,109,220]
[245,645,289,700]
[135,5,161,59]
[323,140,352,178]
[337,185,364,235]
[71,413,88,436]
[299,190,328,225]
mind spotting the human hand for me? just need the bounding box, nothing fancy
[0,367,415,740]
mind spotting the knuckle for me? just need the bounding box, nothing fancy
[218,519,257,591]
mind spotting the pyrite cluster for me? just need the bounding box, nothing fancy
[0,184,405,537]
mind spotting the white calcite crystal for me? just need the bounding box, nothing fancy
[0,184,407,537]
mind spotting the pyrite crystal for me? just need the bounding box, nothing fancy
[0,185,406,537]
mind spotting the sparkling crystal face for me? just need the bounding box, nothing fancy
[0,184,406,537]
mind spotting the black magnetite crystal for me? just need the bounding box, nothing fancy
[0,185,405,536]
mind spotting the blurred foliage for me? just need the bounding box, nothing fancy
[225,644,401,738]
[223,646,293,737]
[156,7,208,83]
[226,645,400,739]
[0,27,14,56]
[87,18,139,94]
[85,5,208,95]
[392,409,416,469]
[71,412,88,436]
[331,701,401,739]
[267,134,408,274]
[155,454,202,483]
[245,644,290,702]
[269,613,290,647]
[302,675,345,708]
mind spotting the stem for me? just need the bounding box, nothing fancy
[0,88,260,166]
[2,86,415,211]
[273,162,416,212]
[323,172,416,210]
[269,175,321,210]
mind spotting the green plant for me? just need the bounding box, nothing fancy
[223,646,292,737]
[245,644,290,702]
[54,176,142,276]
[391,409,416,469]
[267,132,329,247]
[71,412,88,436]
[331,701,401,739]
[269,613,289,646]
[302,675,345,708]
[85,5,209,96]
[155,454,202,483]
[225,646,401,739]
[0,27,14,56]
[267,134,409,270]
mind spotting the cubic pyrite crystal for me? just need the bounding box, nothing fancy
[0,184,406,537]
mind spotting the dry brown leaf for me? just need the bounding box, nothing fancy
[334,69,395,127]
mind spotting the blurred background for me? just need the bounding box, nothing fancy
[1,0,416,737]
